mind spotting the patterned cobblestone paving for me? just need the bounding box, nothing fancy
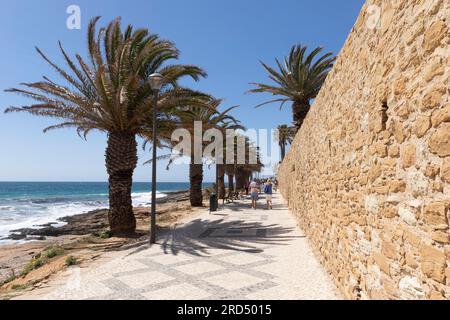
[18,193,340,300]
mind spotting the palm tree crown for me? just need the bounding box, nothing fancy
[276,124,295,160]
[5,17,206,136]
[248,44,335,130]
[4,17,207,234]
[144,98,242,207]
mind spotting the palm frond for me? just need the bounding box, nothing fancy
[4,16,210,141]
[248,44,335,127]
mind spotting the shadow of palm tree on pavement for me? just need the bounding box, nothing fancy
[121,216,299,258]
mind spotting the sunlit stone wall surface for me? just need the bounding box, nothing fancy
[278,0,450,300]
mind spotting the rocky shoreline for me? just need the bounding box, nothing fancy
[1,190,191,242]
[0,190,203,288]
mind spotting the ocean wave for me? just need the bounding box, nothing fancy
[31,197,75,204]
[131,191,167,207]
[0,191,167,242]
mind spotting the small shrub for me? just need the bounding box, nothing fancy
[43,245,65,259]
[11,284,29,291]
[93,230,112,239]
[65,256,78,267]
[17,245,66,278]
[20,257,44,277]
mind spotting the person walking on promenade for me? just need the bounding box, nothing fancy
[249,180,260,210]
[264,179,273,210]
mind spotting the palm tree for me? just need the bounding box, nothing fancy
[216,129,236,200]
[276,124,294,160]
[223,134,263,195]
[217,129,251,200]
[248,44,335,131]
[4,17,206,235]
[235,138,263,190]
[224,136,240,195]
[217,163,226,199]
[153,98,241,207]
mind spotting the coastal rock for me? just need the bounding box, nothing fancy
[4,191,191,240]
[8,209,109,239]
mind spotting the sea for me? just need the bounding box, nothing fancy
[0,181,205,243]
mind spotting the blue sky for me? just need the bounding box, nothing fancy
[0,0,364,182]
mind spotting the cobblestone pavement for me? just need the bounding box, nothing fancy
[19,193,341,300]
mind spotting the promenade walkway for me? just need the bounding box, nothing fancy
[19,193,340,300]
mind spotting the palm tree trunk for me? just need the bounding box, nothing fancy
[236,168,246,191]
[105,132,137,235]
[292,100,311,130]
[189,162,204,206]
[227,174,234,192]
[280,142,286,161]
[217,164,226,199]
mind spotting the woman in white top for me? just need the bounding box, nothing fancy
[249,180,259,209]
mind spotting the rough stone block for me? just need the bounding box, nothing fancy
[429,290,446,300]
[412,115,431,138]
[401,144,416,168]
[441,159,450,183]
[429,124,450,157]
[420,245,447,283]
[422,20,448,54]
[389,180,406,193]
[422,85,446,111]
[372,252,390,275]
[381,240,397,259]
[431,104,450,127]
[424,164,440,179]
[432,231,450,244]
[398,276,424,299]
[424,202,449,230]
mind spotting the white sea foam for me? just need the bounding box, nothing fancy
[131,191,166,207]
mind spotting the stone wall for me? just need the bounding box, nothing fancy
[278,0,450,300]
